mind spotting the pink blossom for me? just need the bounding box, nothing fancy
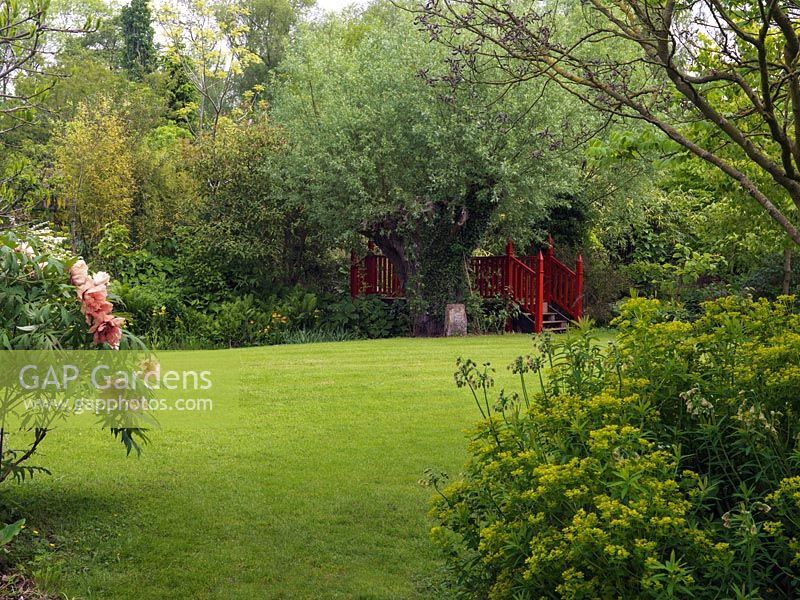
[77,271,114,319]
[69,260,90,287]
[89,271,110,288]
[81,283,110,314]
[68,260,126,349]
[14,242,35,260]
[90,315,125,349]
[82,301,114,325]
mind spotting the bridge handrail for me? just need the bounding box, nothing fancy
[350,239,583,331]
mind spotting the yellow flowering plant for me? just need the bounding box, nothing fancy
[430,296,800,598]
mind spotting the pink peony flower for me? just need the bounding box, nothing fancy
[89,271,110,288]
[81,284,110,314]
[77,271,113,317]
[14,242,35,260]
[69,260,90,287]
[69,260,125,349]
[90,315,125,349]
[82,301,114,325]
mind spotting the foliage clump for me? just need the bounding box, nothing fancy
[0,228,99,350]
[0,227,148,485]
[430,297,800,598]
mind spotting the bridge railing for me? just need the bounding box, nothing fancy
[350,252,403,298]
[350,238,583,330]
[470,256,507,297]
[545,246,584,321]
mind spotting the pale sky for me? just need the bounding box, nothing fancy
[312,0,370,13]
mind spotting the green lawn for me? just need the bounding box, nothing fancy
[7,334,567,599]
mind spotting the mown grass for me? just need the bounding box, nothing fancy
[3,333,610,599]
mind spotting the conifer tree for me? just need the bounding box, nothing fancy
[120,0,157,80]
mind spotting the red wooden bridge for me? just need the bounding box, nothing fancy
[349,238,584,333]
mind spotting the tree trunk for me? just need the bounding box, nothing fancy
[783,248,793,294]
[364,183,495,337]
[413,313,444,336]
[370,234,455,337]
[371,231,411,288]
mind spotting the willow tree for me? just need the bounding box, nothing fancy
[419,0,800,251]
[272,2,598,334]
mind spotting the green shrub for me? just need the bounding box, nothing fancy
[430,296,800,598]
[465,293,516,334]
[277,289,321,331]
[0,232,87,350]
[95,216,412,348]
[583,247,632,324]
[739,252,800,299]
[115,280,187,336]
[202,295,284,348]
[322,296,410,339]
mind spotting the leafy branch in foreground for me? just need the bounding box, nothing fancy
[418,0,800,247]
[1,0,98,133]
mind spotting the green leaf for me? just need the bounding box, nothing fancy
[0,519,26,547]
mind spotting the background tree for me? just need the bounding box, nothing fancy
[35,50,166,126]
[419,0,800,249]
[234,0,314,96]
[59,5,124,72]
[273,4,595,333]
[162,52,200,128]
[158,0,262,134]
[54,97,136,249]
[0,0,96,133]
[186,116,332,293]
[120,0,157,80]
[131,124,200,251]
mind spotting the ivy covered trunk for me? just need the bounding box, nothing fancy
[368,181,494,337]
[407,238,471,336]
[371,238,470,336]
